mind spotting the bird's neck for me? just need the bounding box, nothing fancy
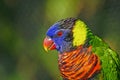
[72,26,94,49]
[58,45,101,80]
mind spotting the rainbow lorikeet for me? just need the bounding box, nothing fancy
[43,18,120,80]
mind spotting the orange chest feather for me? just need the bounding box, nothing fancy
[58,46,101,80]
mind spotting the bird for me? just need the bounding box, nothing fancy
[43,18,120,80]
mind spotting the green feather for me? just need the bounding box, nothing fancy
[88,34,120,80]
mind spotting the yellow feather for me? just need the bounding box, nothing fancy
[72,20,87,46]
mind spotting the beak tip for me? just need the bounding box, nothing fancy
[43,45,48,52]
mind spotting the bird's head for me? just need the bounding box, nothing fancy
[43,18,89,53]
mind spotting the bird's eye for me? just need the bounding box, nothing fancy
[57,31,63,37]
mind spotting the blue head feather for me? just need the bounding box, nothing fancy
[46,23,73,53]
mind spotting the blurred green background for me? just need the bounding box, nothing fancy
[0,0,120,80]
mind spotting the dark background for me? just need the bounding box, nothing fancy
[0,0,120,80]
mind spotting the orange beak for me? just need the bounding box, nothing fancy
[43,36,56,52]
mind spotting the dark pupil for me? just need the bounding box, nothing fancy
[57,31,63,36]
